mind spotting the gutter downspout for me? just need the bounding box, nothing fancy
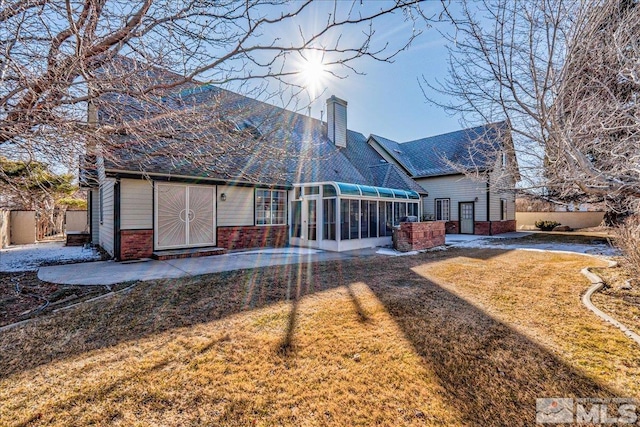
[114,180,121,261]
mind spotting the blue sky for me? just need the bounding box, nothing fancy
[298,3,462,143]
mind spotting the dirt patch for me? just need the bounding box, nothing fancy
[0,272,129,328]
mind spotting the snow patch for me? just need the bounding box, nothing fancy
[447,238,619,257]
[0,242,102,272]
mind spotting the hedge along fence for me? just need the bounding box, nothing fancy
[516,211,605,230]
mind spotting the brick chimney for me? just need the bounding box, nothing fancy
[326,95,347,148]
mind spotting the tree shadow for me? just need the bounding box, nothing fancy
[0,249,624,425]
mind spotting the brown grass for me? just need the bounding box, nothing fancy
[0,248,637,426]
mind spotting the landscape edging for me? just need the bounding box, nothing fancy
[581,261,640,347]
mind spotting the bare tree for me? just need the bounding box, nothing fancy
[423,0,640,219]
[1,0,429,184]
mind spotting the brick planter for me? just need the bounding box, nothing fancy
[394,221,446,252]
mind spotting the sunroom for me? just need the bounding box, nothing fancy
[289,182,422,251]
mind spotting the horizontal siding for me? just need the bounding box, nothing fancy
[90,189,100,243]
[489,158,516,221]
[120,178,153,230]
[417,175,488,221]
[217,185,254,226]
[99,179,115,256]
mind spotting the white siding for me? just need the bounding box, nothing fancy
[98,178,115,256]
[217,185,254,226]
[120,178,153,229]
[488,156,516,221]
[418,174,488,221]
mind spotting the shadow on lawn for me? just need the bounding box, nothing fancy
[0,247,619,426]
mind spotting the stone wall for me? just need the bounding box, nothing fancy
[394,221,446,252]
[217,225,288,251]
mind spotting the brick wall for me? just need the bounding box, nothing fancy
[474,221,491,235]
[217,225,288,251]
[491,220,516,235]
[120,229,153,260]
[445,221,458,234]
[394,221,446,252]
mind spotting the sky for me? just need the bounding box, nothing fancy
[293,3,463,143]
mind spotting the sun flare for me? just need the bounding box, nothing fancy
[298,52,327,95]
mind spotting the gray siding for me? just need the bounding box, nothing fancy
[90,189,100,243]
[217,185,254,226]
[417,174,488,221]
[120,178,153,230]
[98,178,115,256]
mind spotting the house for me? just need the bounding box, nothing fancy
[83,80,518,261]
[368,123,519,235]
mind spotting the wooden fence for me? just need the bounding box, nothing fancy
[0,210,87,246]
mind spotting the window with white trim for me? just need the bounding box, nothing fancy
[255,189,286,225]
[435,198,450,221]
[501,198,507,220]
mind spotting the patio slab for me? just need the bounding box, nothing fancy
[38,247,380,286]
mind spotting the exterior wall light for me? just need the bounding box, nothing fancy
[220,193,227,201]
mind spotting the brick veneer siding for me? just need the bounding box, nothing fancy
[394,221,446,252]
[474,221,491,235]
[445,221,459,234]
[217,225,288,251]
[491,220,516,235]
[120,229,153,260]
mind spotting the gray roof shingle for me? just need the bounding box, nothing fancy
[371,122,509,178]
[101,84,424,193]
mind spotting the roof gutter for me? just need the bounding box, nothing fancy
[104,169,292,190]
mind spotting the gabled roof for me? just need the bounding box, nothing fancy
[370,122,510,178]
[99,84,426,194]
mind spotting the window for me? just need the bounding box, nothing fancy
[340,199,350,240]
[361,200,369,238]
[349,199,359,239]
[99,187,104,224]
[501,199,507,220]
[291,200,302,237]
[256,189,286,225]
[368,201,378,238]
[501,152,507,169]
[323,199,336,240]
[435,199,450,221]
[408,203,419,218]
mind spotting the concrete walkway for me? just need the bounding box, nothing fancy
[38,247,380,286]
[38,233,537,286]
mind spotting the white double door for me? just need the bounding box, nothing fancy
[155,183,216,249]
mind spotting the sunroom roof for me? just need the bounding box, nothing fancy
[329,182,420,200]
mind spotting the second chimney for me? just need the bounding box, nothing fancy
[326,95,347,148]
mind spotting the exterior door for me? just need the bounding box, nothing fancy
[155,183,216,249]
[293,196,319,245]
[459,202,475,234]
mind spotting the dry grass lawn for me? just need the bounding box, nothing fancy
[1,248,638,426]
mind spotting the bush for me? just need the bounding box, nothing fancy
[534,220,561,231]
[615,215,640,277]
